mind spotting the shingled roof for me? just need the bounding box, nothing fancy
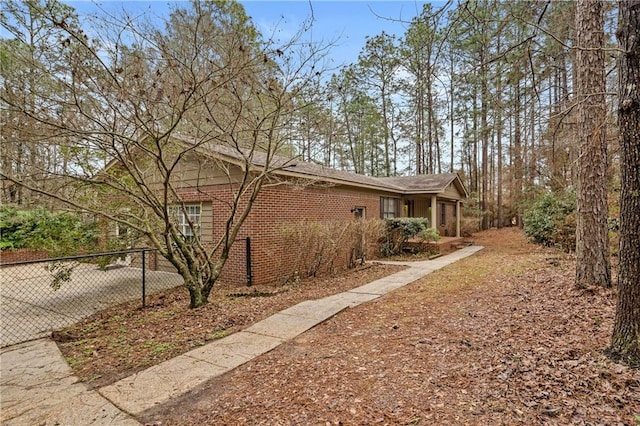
[376,174,469,197]
[199,143,406,192]
[101,133,467,199]
[196,141,468,198]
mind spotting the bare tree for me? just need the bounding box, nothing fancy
[0,0,85,206]
[610,0,640,366]
[574,0,611,288]
[0,0,330,308]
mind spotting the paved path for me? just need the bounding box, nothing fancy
[0,246,483,425]
[0,339,138,425]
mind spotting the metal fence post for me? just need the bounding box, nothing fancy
[246,236,253,287]
[0,247,185,347]
[142,249,146,308]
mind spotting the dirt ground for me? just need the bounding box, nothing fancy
[55,260,405,388]
[57,228,639,425]
[139,228,638,425]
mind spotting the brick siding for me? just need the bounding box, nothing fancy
[174,182,387,286]
[0,248,49,265]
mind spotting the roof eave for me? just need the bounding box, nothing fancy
[265,169,405,193]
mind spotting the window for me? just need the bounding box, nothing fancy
[173,204,201,241]
[115,222,132,248]
[440,203,446,225]
[352,207,365,219]
[114,208,134,248]
[380,197,399,219]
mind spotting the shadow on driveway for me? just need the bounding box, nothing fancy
[1,263,183,347]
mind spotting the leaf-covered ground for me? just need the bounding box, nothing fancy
[55,261,405,389]
[137,228,639,425]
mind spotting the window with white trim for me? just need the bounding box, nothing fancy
[172,204,201,241]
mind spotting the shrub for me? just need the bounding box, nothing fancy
[460,217,481,237]
[418,227,440,242]
[461,197,482,236]
[381,217,429,256]
[523,190,576,249]
[280,218,385,281]
[554,212,576,253]
[0,206,100,256]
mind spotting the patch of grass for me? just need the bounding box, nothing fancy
[160,309,177,318]
[151,342,174,355]
[107,336,129,346]
[82,321,101,333]
[65,356,81,367]
[210,328,228,340]
[141,340,175,355]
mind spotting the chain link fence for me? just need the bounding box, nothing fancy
[0,249,183,348]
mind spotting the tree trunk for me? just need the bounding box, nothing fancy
[610,0,640,365]
[574,0,611,288]
[472,86,479,194]
[496,67,503,227]
[188,284,206,309]
[513,82,523,227]
[449,45,455,173]
[480,57,489,230]
[528,90,536,187]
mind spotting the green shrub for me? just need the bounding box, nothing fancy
[381,217,430,256]
[0,206,100,256]
[523,190,576,248]
[554,212,576,253]
[418,227,440,242]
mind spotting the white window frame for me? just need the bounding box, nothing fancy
[173,204,202,241]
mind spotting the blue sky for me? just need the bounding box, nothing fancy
[61,1,437,67]
[240,1,431,66]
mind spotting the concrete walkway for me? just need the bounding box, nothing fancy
[0,339,139,425]
[1,245,483,425]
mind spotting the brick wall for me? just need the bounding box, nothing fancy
[0,249,49,265]
[176,182,388,286]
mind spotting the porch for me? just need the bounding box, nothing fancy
[402,196,462,238]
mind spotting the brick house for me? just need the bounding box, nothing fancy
[138,142,468,286]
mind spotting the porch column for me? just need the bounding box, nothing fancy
[456,200,461,238]
[430,195,437,230]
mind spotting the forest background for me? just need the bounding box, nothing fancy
[1,0,638,362]
[1,0,618,229]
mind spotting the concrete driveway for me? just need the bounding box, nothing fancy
[1,263,183,347]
